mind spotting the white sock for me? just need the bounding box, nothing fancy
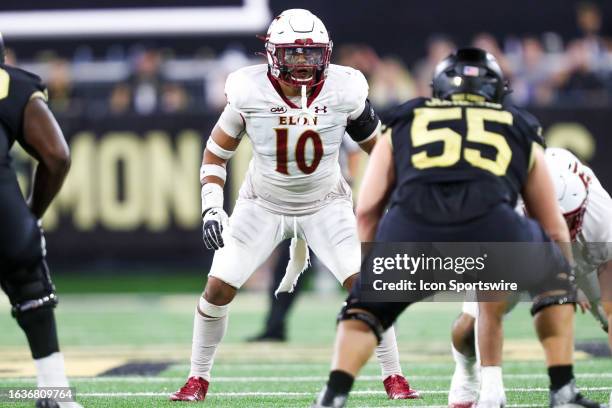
[375,325,403,379]
[452,344,477,378]
[35,352,69,388]
[479,366,505,404]
[480,366,502,388]
[189,307,228,381]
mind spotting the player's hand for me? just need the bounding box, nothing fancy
[576,289,591,314]
[202,207,228,250]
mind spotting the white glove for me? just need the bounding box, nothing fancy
[202,207,229,250]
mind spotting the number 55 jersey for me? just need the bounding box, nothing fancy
[381,97,544,224]
[219,63,377,215]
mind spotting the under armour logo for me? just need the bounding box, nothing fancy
[314,106,327,114]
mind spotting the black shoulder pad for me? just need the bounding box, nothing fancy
[508,105,545,147]
[0,64,47,142]
[380,97,427,128]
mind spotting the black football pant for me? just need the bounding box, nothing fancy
[0,175,60,359]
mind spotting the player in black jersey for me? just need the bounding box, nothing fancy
[312,48,584,408]
[0,35,80,408]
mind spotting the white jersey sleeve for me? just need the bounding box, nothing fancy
[344,68,370,120]
[215,72,248,138]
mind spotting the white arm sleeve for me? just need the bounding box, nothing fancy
[216,104,246,139]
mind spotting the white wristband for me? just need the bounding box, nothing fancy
[201,183,224,215]
[200,164,227,183]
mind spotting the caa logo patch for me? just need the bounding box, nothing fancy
[270,106,287,114]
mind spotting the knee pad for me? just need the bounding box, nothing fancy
[198,296,229,318]
[1,260,57,318]
[337,302,384,344]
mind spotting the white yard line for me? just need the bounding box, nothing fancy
[5,373,612,383]
[68,387,612,397]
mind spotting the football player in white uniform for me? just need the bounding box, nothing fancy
[448,148,610,408]
[169,9,419,402]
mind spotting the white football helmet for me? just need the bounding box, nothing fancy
[545,148,591,240]
[263,9,332,87]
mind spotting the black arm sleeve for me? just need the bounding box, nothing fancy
[346,99,380,142]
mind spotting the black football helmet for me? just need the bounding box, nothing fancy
[431,47,510,103]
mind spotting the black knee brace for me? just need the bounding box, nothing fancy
[1,259,60,358]
[337,303,384,344]
[530,292,577,316]
[1,259,58,318]
[530,266,577,316]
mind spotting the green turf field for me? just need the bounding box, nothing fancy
[1,292,610,407]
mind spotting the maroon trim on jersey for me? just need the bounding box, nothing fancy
[268,72,299,108]
[267,72,325,109]
[307,80,325,107]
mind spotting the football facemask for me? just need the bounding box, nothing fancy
[267,43,330,87]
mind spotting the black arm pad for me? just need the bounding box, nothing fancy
[346,99,380,143]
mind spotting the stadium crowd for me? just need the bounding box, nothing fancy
[7,2,612,116]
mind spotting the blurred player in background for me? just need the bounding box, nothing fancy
[170,9,418,402]
[248,134,362,343]
[312,48,577,408]
[0,34,80,408]
[449,147,610,408]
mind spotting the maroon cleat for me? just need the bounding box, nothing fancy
[169,376,209,402]
[383,374,421,400]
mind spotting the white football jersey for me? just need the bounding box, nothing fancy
[516,159,612,274]
[223,64,370,214]
[574,166,612,274]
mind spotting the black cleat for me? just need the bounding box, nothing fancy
[549,379,606,407]
[311,386,348,408]
[36,399,59,408]
[246,332,286,342]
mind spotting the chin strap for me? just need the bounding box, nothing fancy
[301,85,308,110]
[298,85,315,120]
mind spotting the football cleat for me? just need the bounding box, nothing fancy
[246,331,286,342]
[383,374,421,399]
[311,386,348,408]
[549,379,606,407]
[169,376,209,402]
[35,399,83,408]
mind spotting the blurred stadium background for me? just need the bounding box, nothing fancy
[1,1,611,407]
